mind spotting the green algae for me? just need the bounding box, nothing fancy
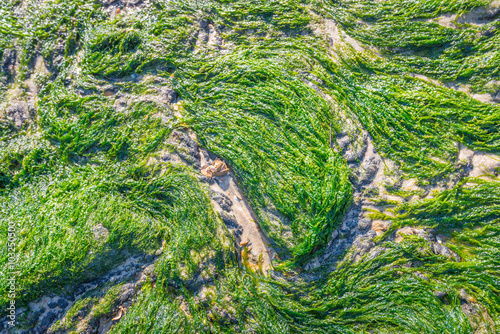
[1,0,500,332]
[175,50,352,258]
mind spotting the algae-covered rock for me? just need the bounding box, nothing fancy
[1,0,500,333]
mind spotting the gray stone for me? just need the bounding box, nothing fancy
[366,230,377,238]
[212,193,233,212]
[493,90,500,102]
[367,249,382,260]
[432,242,461,261]
[433,291,447,300]
[338,138,350,152]
[414,271,430,281]
[57,298,69,309]
[198,175,214,184]
[161,87,178,104]
[355,238,375,255]
[41,311,56,329]
[118,285,136,304]
[5,101,34,129]
[357,218,371,230]
[459,289,470,302]
[220,212,238,229]
[345,150,357,163]
[92,223,110,241]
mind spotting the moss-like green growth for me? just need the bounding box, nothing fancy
[1,0,500,332]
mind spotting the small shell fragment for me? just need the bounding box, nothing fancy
[112,306,125,321]
[200,158,229,178]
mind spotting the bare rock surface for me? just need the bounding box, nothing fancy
[459,143,500,179]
